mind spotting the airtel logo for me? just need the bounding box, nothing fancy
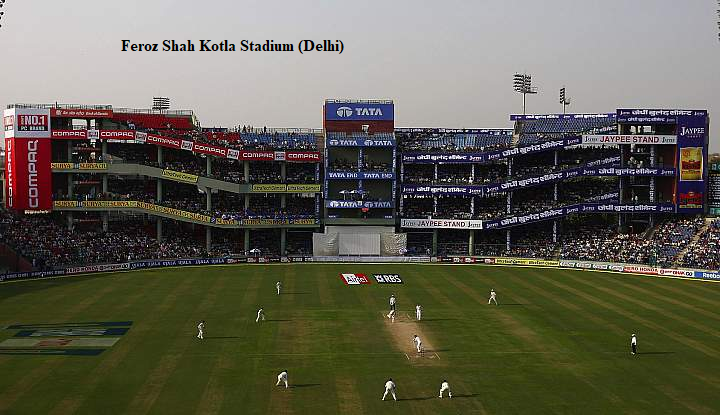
[336,107,353,117]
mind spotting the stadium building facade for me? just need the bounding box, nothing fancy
[0,102,711,265]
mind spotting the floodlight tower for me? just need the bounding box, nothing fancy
[559,87,571,114]
[513,73,537,115]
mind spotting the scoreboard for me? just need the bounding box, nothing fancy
[709,163,720,215]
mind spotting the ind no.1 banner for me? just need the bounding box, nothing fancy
[4,108,53,211]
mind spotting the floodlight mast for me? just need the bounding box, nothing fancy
[559,87,571,114]
[513,73,537,115]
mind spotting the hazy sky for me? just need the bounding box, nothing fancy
[1,0,718,147]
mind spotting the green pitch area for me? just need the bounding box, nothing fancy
[1,264,720,414]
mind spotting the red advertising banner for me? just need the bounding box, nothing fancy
[52,130,88,140]
[50,109,113,118]
[286,151,321,162]
[238,151,275,161]
[146,134,182,149]
[4,138,52,210]
[192,142,228,158]
[99,130,135,141]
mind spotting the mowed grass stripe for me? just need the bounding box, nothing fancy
[514,269,701,413]
[448,268,633,413]
[562,271,720,341]
[195,269,263,415]
[46,273,201,415]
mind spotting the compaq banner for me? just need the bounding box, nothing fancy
[3,109,53,211]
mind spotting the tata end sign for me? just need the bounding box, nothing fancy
[325,102,394,121]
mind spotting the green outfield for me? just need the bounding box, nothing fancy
[1,264,720,414]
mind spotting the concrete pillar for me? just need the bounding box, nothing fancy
[206,227,212,253]
[468,230,475,256]
[244,194,250,209]
[102,213,109,232]
[67,213,73,231]
[156,179,163,203]
[206,157,212,177]
[280,163,287,208]
[281,228,287,256]
[102,175,108,194]
[244,229,250,253]
[432,229,438,256]
[101,141,108,162]
[244,161,250,183]
[156,218,163,241]
[157,146,164,168]
[67,141,73,162]
[68,174,75,198]
[206,189,212,211]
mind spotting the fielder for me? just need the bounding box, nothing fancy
[196,320,205,340]
[276,281,282,295]
[389,294,396,311]
[631,333,637,355]
[416,304,423,321]
[488,289,498,305]
[387,309,396,323]
[439,380,452,398]
[413,334,423,353]
[382,378,397,401]
[276,370,288,388]
[256,307,265,322]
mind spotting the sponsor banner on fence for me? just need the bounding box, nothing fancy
[493,258,559,267]
[98,130,135,142]
[146,134,182,149]
[617,108,694,124]
[623,265,658,275]
[402,185,483,195]
[134,131,147,143]
[51,108,113,118]
[193,142,228,158]
[53,201,79,208]
[693,271,720,281]
[83,200,138,208]
[181,140,193,151]
[162,169,199,184]
[51,162,74,169]
[52,130,88,140]
[286,151,321,162]
[340,273,372,285]
[286,184,321,193]
[401,218,483,229]
[326,200,393,209]
[582,135,677,145]
[373,274,403,284]
[326,138,396,147]
[327,171,395,180]
[78,163,108,170]
[251,184,288,193]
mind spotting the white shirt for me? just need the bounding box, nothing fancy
[490,290,496,298]
[413,336,421,346]
[198,323,204,331]
[385,380,395,390]
[390,296,396,305]
[276,282,281,288]
[258,309,264,315]
[631,336,637,345]
[279,371,288,380]
[441,381,450,390]
[416,305,422,312]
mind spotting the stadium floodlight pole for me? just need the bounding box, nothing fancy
[559,87,571,114]
[513,73,538,115]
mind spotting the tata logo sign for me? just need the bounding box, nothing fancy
[336,106,353,117]
[326,103,394,121]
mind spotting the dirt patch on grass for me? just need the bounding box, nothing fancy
[382,312,441,364]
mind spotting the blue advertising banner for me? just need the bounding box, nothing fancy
[616,109,697,124]
[325,200,394,209]
[510,113,615,121]
[327,171,395,180]
[676,111,709,213]
[402,185,484,195]
[401,137,585,164]
[327,138,396,147]
[325,102,394,121]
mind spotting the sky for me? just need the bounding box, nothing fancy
[0,0,718,147]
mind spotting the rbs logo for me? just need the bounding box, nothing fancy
[374,274,403,284]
